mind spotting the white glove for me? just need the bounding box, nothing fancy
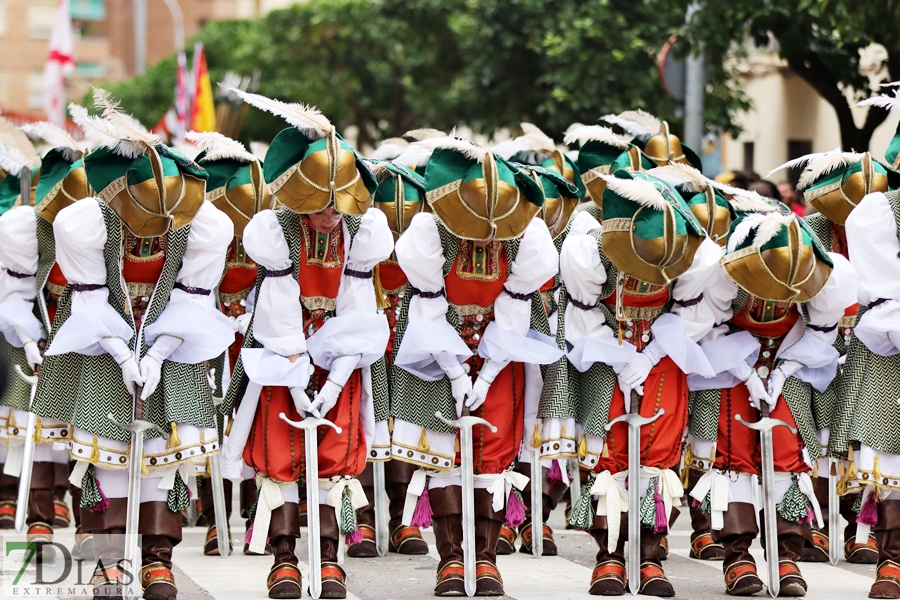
[310,354,360,418]
[235,313,252,336]
[745,371,773,411]
[767,359,803,404]
[289,386,314,416]
[465,358,508,412]
[138,335,184,400]
[618,341,665,399]
[99,337,143,395]
[23,341,43,371]
[435,351,472,416]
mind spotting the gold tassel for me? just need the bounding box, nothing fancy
[531,424,542,449]
[578,434,588,460]
[89,435,100,463]
[681,444,694,489]
[812,458,818,479]
[373,264,389,310]
[417,427,430,453]
[167,422,181,449]
[224,416,233,437]
[32,418,42,443]
[847,447,858,481]
[141,454,148,475]
[873,455,881,483]
[601,440,609,458]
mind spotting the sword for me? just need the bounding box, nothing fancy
[828,457,840,565]
[605,389,664,596]
[569,459,581,508]
[208,452,231,558]
[12,365,38,534]
[530,449,543,558]
[735,402,796,598]
[279,412,342,600]
[108,387,166,600]
[373,461,389,557]
[436,410,498,598]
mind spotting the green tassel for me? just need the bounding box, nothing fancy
[340,487,357,535]
[166,471,191,513]
[852,491,864,514]
[80,464,102,510]
[638,478,657,529]
[699,492,711,516]
[567,475,596,531]
[776,475,810,523]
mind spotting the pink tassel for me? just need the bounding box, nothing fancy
[653,486,668,534]
[798,507,814,525]
[548,461,565,485]
[410,487,433,529]
[345,527,363,545]
[89,482,110,513]
[505,490,526,529]
[245,524,254,545]
[859,493,879,527]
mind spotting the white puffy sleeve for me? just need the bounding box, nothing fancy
[559,230,632,372]
[394,213,471,380]
[0,206,43,346]
[307,209,392,370]
[846,192,900,356]
[45,199,134,357]
[143,202,235,363]
[478,218,562,365]
[241,210,306,357]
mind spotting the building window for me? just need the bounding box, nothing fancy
[29,0,57,39]
[70,0,106,21]
[786,140,813,188]
[76,62,104,79]
[28,70,45,110]
[743,142,754,173]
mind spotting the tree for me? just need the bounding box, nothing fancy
[681,0,900,152]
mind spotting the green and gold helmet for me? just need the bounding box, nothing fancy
[73,90,207,238]
[859,89,900,171]
[602,110,702,169]
[564,125,650,209]
[648,164,732,246]
[232,89,375,216]
[424,138,544,241]
[365,158,429,240]
[189,132,274,237]
[600,170,706,285]
[722,211,832,302]
[23,120,92,223]
[517,164,581,240]
[0,142,33,214]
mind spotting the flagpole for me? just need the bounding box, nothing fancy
[134,0,146,75]
[161,0,185,52]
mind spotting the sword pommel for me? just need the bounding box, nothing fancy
[605,408,665,431]
[13,365,38,386]
[734,413,797,435]
[279,412,343,434]
[107,412,169,437]
[434,410,498,433]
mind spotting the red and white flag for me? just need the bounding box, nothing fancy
[42,0,74,126]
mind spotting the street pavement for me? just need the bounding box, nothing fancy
[0,495,878,599]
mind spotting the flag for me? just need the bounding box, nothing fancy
[42,0,74,126]
[174,50,190,140]
[190,43,216,132]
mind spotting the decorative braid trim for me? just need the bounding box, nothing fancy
[503,286,532,301]
[263,266,293,278]
[591,560,627,586]
[777,560,803,579]
[410,286,445,299]
[357,523,376,542]
[808,322,837,333]
[691,532,723,556]
[344,267,373,279]
[569,296,594,311]
[475,561,503,584]
[6,269,32,279]
[71,283,106,292]
[267,563,302,591]
[724,560,759,591]
[499,524,518,546]
[141,562,176,590]
[876,560,900,587]
[519,522,555,547]
[674,293,704,308]
[390,525,425,549]
[92,563,124,588]
[845,533,878,558]
[436,561,465,584]
[639,562,669,591]
[173,281,211,296]
[321,562,347,586]
[26,522,52,540]
[0,501,15,522]
[53,499,71,520]
[811,529,829,553]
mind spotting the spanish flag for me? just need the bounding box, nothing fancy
[191,43,216,132]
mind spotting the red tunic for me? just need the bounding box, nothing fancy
[379,261,408,363]
[44,263,67,324]
[122,235,166,330]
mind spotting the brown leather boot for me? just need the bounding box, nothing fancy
[843,491,879,563]
[517,461,567,556]
[81,497,127,599]
[719,502,763,596]
[347,462,377,558]
[70,483,93,560]
[267,501,302,599]
[52,462,71,527]
[198,476,233,556]
[474,488,504,596]
[240,478,270,555]
[870,499,900,599]
[386,459,428,554]
[687,467,725,560]
[27,462,56,554]
[319,505,347,599]
[139,501,182,600]
[430,485,466,596]
[0,466,18,529]
[588,513,627,596]
[775,513,810,597]
[800,475,829,562]
[638,528,675,597]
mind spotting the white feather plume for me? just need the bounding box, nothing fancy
[403,128,447,141]
[431,136,490,163]
[727,212,795,253]
[227,87,332,139]
[69,99,160,160]
[371,137,409,161]
[715,185,779,213]
[0,117,40,169]
[602,110,661,137]
[598,173,668,211]
[186,130,256,163]
[765,148,841,179]
[563,125,630,149]
[859,88,900,111]
[647,163,708,193]
[393,137,446,167]
[0,142,29,174]
[21,121,83,161]
[519,123,555,150]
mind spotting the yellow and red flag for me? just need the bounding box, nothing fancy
[191,43,216,132]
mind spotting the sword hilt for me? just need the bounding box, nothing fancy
[734,412,797,434]
[435,410,498,433]
[279,412,343,434]
[13,365,38,386]
[630,389,641,415]
[134,386,144,421]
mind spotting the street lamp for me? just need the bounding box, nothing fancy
[134,0,185,75]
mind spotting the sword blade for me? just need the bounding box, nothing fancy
[760,429,780,598]
[460,426,477,598]
[530,450,543,558]
[14,412,37,533]
[627,421,641,596]
[208,454,231,558]
[569,459,581,506]
[373,461,389,557]
[828,458,840,565]
[123,434,144,600]
[305,430,323,600]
